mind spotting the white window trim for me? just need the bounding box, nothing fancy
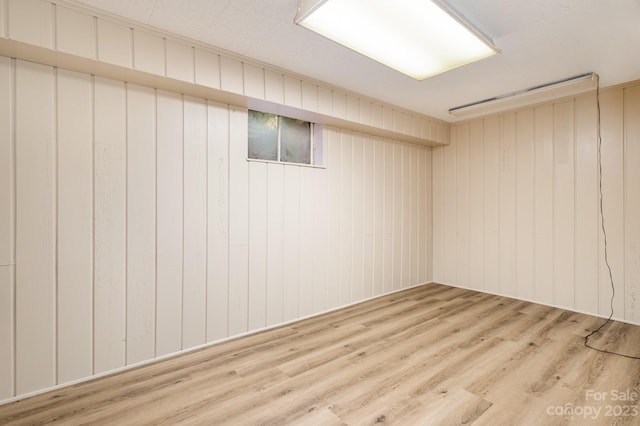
[247,110,323,167]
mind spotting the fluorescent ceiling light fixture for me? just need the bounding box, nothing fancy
[448,73,598,120]
[294,0,499,80]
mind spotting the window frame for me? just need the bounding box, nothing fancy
[247,110,323,168]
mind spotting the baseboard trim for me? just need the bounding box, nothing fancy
[0,282,431,406]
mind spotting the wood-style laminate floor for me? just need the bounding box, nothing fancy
[1,283,639,425]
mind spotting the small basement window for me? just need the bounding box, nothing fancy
[248,110,322,166]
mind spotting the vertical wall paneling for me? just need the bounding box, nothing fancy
[207,102,229,342]
[391,143,403,290]
[599,89,625,317]
[574,94,599,314]
[403,114,413,136]
[56,69,93,382]
[126,84,157,364]
[264,70,284,105]
[326,128,342,309]
[351,134,364,300]
[316,86,331,116]
[498,113,516,296]
[165,40,194,83]
[417,148,426,283]
[423,149,433,282]
[347,95,359,123]
[370,103,382,129]
[182,96,207,348]
[362,137,375,299]
[468,121,484,289]
[195,49,220,90]
[220,56,243,95]
[442,129,457,285]
[360,100,372,127]
[1,54,437,401]
[248,161,268,329]
[382,141,394,293]
[206,101,230,341]
[422,149,433,282]
[431,146,443,282]
[243,63,264,100]
[228,106,249,335]
[534,105,554,305]
[431,145,442,282]
[400,145,411,287]
[7,0,53,49]
[333,90,347,120]
[298,166,315,317]
[93,76,126,374]
[392,110,402,134]
[15,60,56,394]
[56,6,95,59]
[283,76,302,109]
[421,120,432,145]
[409,145,419,286]
[339,132,353,303]
[455,123,470,287]
[483,116,500,294]
[155,90,184,356]
[0,57,12,268]
[372,138,385,295]
[434,85,640,324]
[553,100,575,307]
[413,117,423,141]
[625,85,640,322]
[301,81,318,113]
[133,30,165,76]
[624,86,640,323]
[0,266,13,399]
[265,163,284,325]
[312,166,329,312]
[382,106,393,132]
[283,166,301,320]
[0,0,5,38]
[515,109,535,300]
[96,19,132,68]
[0,56,13,400]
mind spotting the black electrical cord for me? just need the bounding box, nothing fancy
[583,75,640,360]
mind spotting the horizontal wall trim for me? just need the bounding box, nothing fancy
[0,281,432,406]
[246,158,327,170]
[0,0,450,146]
[0,38,441,147]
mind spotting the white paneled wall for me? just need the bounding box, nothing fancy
[432,84,640,325]
[0,56,14,400]
[0,58,432,401]
[15,60,56,396]
[0,0,448,146]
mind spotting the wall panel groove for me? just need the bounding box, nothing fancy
[434,85,640,325]
[0,58,432,403]
[1,0,449,146]
[0,55,14,400]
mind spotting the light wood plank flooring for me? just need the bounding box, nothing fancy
[1,283,639,425]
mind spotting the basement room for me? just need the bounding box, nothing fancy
[0,0,639,424]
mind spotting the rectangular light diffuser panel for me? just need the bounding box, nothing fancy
[295,0,499,80]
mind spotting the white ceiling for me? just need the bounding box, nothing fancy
[66,0,640,121]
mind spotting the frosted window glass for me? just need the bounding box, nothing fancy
[280,116,311,164]
[248,111,278,161]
